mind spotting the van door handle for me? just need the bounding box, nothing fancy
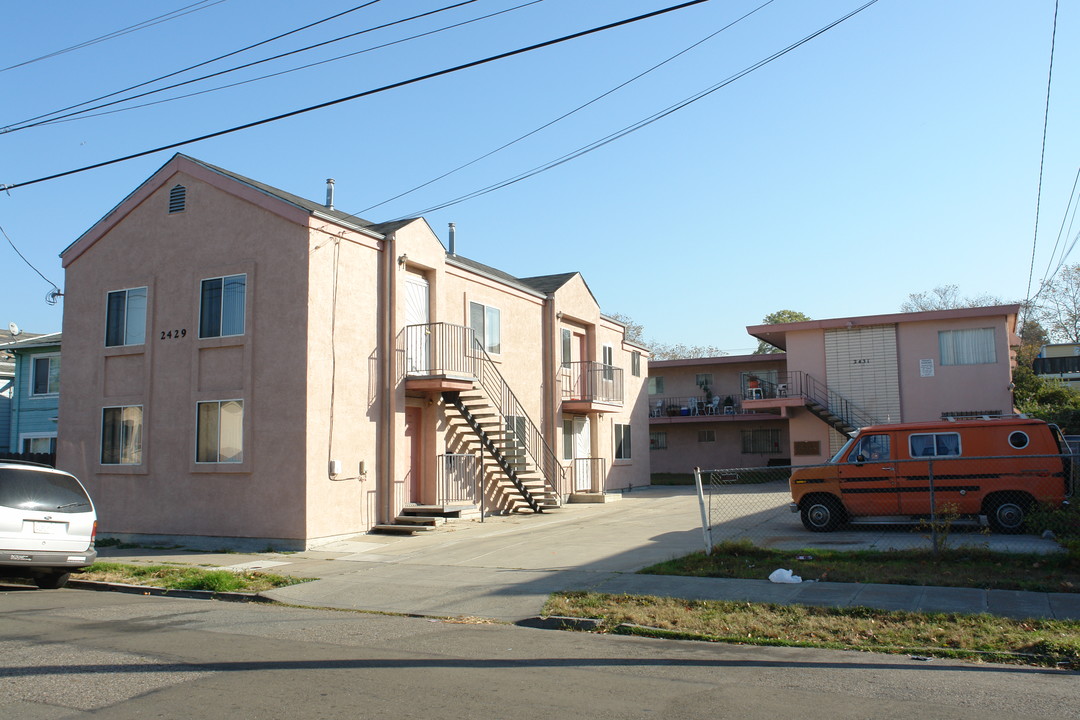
[880,466,894,471]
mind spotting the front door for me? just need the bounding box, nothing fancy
[404,274,430,374]
[837,432,899,517]
[404,407,422,505]
[573,416,592,491]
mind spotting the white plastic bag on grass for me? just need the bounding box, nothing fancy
[768,568,802,584]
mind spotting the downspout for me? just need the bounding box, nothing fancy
[378,232,398,525]
[542,294,558,488]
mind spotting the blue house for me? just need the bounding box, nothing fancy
[2,332,62,456]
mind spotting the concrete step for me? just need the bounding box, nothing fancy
[400,505,480,519]
[370,523,436,535]
[393,515,447,527]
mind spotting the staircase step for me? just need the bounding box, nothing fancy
[393,515,446,526]
[371,523,437,535]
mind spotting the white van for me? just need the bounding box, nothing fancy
[0,460,98,588]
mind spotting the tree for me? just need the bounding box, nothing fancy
[608,312,726,360]
[753,309,811,354]
[1037,264,1080,343]
[900,284,1003,313]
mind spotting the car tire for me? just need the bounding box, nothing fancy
[986,497,1029,534]
[34,572,71,590]
[801,496,843,532]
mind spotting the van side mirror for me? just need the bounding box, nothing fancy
[854,453,867,464]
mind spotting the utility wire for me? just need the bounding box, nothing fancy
[400,0,880,219]
[0,223,61,293]
[1039,166,1080,286]
[1023,0,1060,316]
[2,0,394,133]
[0,0,712,192]
[31,1,543,128]
[359,0,776,215]
[0,0,228,73]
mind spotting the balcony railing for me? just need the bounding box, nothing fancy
[568,457,606,493]
[649,393,744,417]
[751,371,881,432]
[437,453,480,505]
[561,361,623,405]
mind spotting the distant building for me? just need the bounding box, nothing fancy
[1032,343,1080,392]
[1,332,61,456]
[649,305,1020,470]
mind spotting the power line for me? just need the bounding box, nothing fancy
[359,0,776,215]
[1023,0,1060,315]
[0,0,712,193]
[0,1,229,73]
[26,0,542,129]
[399,0,881,219]
[0,223,61,294]
[2,0,394,133]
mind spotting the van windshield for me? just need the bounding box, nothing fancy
[0,468,92,513]
[828,437,856,464]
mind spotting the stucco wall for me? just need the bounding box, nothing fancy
[59,168,311,543]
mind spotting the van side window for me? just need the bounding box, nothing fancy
[849,434,890,462]
[909,432,961,457]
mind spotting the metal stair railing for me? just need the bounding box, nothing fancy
[401,322,568,505]
[758,371,880,436]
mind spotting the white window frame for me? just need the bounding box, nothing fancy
[614,423,632,460]
[196,399,244,464]
[602,344,614,381]
[469,301,501,355]
[20,432,56,454]
[631,351,641,377]
[199,274,247,339]
[30,354,60,397]
[939,328,996,366]
[105,286,148,347]
[908,432,962,458]
[100,405,143,465]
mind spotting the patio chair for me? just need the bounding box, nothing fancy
[707,396,721,415]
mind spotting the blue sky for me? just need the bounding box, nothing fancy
[1,0,1077,353]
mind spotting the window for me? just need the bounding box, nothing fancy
[741,429,780,454]
[200,274,246,338]
[561,329,572,368]
[631,351,641,377]
[602,344,614,380]
[31,355,60,396]
[849,434,890,461]
[197,400,244,463]
[614,423,632,459]
[101,406,143,465]
[649,431,667,450]
[648,376,664,395]
[105,286,147,347]
[1008,431,1029,449]
[909,432,961,458]
[562,418,574,460]
[697,429,716,443]
[169,184,186,213]
[939,328,995,366]
[21,434,56,454]
[695,373,713,388]
[469,301,501,354]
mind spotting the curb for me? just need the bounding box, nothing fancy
[516,615,602,631]
[68,579,271,603]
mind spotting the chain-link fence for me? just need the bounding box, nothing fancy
[692,454,1076,555]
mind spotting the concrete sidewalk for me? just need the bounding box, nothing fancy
[94,487,1080,622]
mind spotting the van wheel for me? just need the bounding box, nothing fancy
[986,498,1029,535]
[34,572,70,590]
[801,496,843,532]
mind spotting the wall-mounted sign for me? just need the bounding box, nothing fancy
[920,358,935,377]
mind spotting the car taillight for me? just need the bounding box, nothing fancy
[91,520,97,545]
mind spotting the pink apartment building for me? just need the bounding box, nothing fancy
[57,154,649,550]
[650,305,1020,471]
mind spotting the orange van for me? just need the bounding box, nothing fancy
[789,417,1073,533]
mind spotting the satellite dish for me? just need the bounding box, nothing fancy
[7,322,20,337]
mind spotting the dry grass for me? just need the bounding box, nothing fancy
[544,591,1080,667]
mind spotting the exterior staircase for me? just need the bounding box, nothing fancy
[758,371,880,438]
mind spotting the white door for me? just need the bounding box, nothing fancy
[404,275,430,374]
[573,416,592,491]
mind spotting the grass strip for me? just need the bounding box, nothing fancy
[78,562,311,593]
[544,591,1080,668]
[639,541,1080,594]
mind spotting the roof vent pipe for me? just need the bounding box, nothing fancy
[325,178,335,210]
[448,222,456,256]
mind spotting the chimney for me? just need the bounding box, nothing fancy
[448,222,456,256]
[325,178,335,210]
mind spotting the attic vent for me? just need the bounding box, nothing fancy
[168,184,187,214]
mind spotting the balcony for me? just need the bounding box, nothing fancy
[399,322,479,392]
[648,392,777,422]
[561,361,623,413]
